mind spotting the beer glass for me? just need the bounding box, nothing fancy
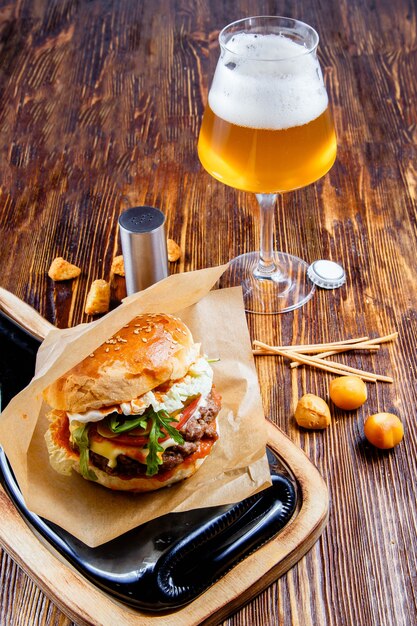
[198,16,337,313]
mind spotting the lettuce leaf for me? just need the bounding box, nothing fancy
[72,424,98,481]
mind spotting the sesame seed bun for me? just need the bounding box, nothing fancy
[43,313,200,414]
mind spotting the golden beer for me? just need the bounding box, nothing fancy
[197,17,338,313]
[198,104,337,193]
[198,30,337,194]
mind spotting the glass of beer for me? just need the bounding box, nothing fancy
[198,16,337,313]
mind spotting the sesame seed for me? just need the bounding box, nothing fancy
[89,353,95,357]
[105,348,110,353]
[142,338,148,343]
[114,347,121,351]
[133,329,140,334]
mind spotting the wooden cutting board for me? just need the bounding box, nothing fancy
[0,420,328,626]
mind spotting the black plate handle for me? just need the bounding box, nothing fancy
[155,474,296,605]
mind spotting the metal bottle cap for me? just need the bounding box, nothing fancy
[307,260,346,289]
[119,206,168,295]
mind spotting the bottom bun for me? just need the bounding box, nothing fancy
[45,413,215,493]
[73,455,208,492]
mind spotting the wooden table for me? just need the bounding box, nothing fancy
[0,0,416,624]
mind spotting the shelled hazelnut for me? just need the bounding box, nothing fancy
[294,394,331,430]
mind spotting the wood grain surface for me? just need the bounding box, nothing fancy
[0,1,416,625]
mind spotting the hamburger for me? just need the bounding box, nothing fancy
[43,313,220,492]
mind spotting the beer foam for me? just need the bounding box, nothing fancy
[209,33,328,130]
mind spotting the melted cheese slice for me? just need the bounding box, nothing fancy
[89,440,147,468]
[89,437,178,469]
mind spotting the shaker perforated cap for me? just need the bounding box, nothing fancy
[307,260,346,289]
[119,206,168,295]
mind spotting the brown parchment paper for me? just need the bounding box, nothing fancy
[0,265,271,547]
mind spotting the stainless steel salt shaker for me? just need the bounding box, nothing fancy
[118,206,168,295]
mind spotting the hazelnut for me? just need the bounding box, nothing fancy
[294,393,331,430]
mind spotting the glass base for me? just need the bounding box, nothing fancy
[219,252,316,314]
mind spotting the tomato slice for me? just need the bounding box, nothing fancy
[173,395,201,431]
[90,424,148,447]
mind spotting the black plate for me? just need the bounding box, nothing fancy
[0,309,297,611]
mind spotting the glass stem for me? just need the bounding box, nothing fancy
[254,193,278,277]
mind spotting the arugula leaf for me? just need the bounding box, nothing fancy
[72,424,98,481]
[109,412,148,434]
[146,413,165,476]
[145,410,184,476]
[156,411,185,445]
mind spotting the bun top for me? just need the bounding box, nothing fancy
[43,313,200,413]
